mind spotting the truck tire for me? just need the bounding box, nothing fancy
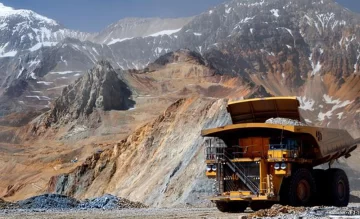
[232,201,248,213]
[215,201,231,212]
[286,168,316,206]
[279,176,290,205]
[215,201,247,213]
[250,201,274,211]
[312,169,327,205]
[326,168,349,207]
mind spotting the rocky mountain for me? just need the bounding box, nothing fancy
[32,61,134,131]
[0,3,91,56]
[2,0,360,113]
[0,3,194,116]
[100,0,360,132]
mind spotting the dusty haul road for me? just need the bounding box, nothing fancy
[0,208,245,219]
[2,204,360,219]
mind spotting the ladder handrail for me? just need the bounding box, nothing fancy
[222,151,259,194]
[205,139,260,195]
[225,153,259,191]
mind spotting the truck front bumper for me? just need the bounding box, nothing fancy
[209,192,278,202]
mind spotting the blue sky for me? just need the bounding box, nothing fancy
[1,0,360,33]
[1,0,226,32]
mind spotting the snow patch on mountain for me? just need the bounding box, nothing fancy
[37,81,53,85]
[49,71,82,75]
[323,94,341,104]
[298,96,315,111]
[29,59,40,67]
[237,0,265,7]
[107,37,133,45]
[0,50,17,57]
[318,98,354,121]
[239,16,256,23]
[146,28,182,37]
[311,61,322,76]
[309,52,322,76]
[270,9,280,17]
[337,112,344,119]
[225,7,232,14]
[29,42,58,52]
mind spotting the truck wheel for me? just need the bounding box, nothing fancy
[250,201,274,211]
[326,168,349,207]
[231,201,248,213]
[215,201,231,212]
[287,168,316,206]
[215,201,247,213]
[312,169,327,205]
[279,176,290,205]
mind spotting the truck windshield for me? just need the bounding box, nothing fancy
[269,138,298,150]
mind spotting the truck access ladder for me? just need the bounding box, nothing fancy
[205,138,260,195]
[222,152,259,195]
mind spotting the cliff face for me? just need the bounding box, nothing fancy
[48,97,231,207]
[49,60,134,123]
[30,61,135,137]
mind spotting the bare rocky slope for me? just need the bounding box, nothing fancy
[47,97,231,207]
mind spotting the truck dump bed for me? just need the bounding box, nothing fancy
[202,97,359,166]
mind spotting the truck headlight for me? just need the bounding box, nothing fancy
[206,165,212,171]
[281,163,287,170]
[274,163,280,170]
[212,165,217,171]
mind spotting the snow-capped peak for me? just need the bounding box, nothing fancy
[0,2,58,26]
[0,2,16,13]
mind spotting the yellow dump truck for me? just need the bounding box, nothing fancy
[202,97,360,212]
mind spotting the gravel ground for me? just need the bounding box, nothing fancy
[1,204,360,219]
[0,207,246,219]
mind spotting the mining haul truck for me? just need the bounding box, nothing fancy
[202,97,360,212]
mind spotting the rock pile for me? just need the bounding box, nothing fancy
[79,194,147,209]
[0,198,18,209]
[265,118,307,126]
[17,194,79,209]
[247,204,360,218]
[249,204,306,218]
[10,194,146,210]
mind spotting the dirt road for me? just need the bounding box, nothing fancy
[2,203,360,219]
[0,208,246,219]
